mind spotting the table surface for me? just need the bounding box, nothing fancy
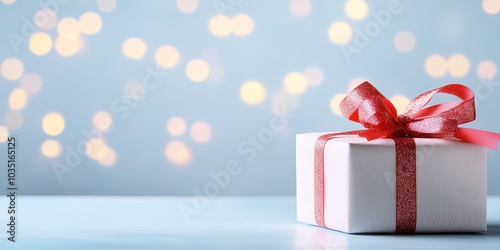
[1,196,499,250]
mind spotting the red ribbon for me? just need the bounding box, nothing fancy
[314,82,500,233]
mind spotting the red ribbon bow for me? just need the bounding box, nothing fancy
[314,82,500,233]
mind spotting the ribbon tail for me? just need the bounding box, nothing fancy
[455,127,500,150]
[314,130,364,228]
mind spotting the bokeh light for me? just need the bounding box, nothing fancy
[328,21,353,44]
[209,15,232,37]
[232,14,254,36]
[167,117,187,136]
[29,32,53,56]
[122,37,147,60]
[348,78,367,91]
[3,111,24,130]
[284,72,308,95]
[1,58,24,81]
[477,60,497,79]
[190,121,212,143]
[98,148,117,167]
[177,0,198,13]
[1,0,16,5]
[42,113,65,136]
[447,54,469,77]
[123,80,145,101]
[394,31,416,52]
[345,0,369,20]
[93,111,113,132]
[155,45,180,68]
[20,73,43,95]
[97,0,116,12]
[41,139,61,158]
[390,95,411,114]
[55,36,82,57]
[290,0,311,17]
[272,90,300,112]
[483,0,500,15]
[9,88,28,111]
[425,54,447,78]
[34,8,58,30]
[186,59,210,82]
[330,94,347,116]
[304,67,324,86]
[79,12,103,35]
[240,81,266,105]
[86,139,110,161]
[0,126,8,143]
[58,18,81,39]
[165,140,192,166]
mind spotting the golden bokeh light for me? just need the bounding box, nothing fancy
[284,72,308,95]
[240,81,266,105]
[41,139,61,158]
[1,58,24,81]
[93,111,113,132]
[176,0,198,13]
[122,37,147,60]
[98,148,117,167]
[231,14,254,36]
[186,59,210,82]
[167,117,187,136]
[9,88,28,111]
[42,113,65,136]
[165,140,192,166]
[424,54,447,78]
[55,36,82,57]
[209,15,232,37]
[86,139,109,160]
[0,126,8,143]
[328,21,353,44]
[34,8,58,30]
[390,95,411,114]
[330,94,347,116]
[190,121,212,143]
[58,17,81,39]
[447,54,469,77]
[79,12,103,35]
[20,73,43,95]
[97,0,116,12]
[345,0,369,20]
[29,32,53,56]
[155,45,180,68]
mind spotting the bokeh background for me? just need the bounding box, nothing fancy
[0,0,499,195]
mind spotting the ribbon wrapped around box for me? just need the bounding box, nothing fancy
[296,82,500,233]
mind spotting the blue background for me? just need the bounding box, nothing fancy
[0,0,499,195]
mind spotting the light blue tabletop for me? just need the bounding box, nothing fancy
[1,196,499,249]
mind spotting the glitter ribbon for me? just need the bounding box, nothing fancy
[313,81,500,233]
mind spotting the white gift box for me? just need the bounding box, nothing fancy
[296,132,487,233]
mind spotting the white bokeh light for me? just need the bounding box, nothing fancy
[155,45,180,68]
[447,54,469,77]
[20,73,43,95]
[1,58,24,81]
[290,0,311,17]
[190,121,212,143]
[29,32,53,56]
[176,0,198,14]
[97,0,117,12]
[240,81,266,105]
[167,117,187,136]
[186,59,210,82]
[394,31,416,52]
[34,8,58,30]
[304,67,324,86]
[477,60,497,79]
[345,0,369,20]
[122,37,147,60]
[425,54,447,78]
